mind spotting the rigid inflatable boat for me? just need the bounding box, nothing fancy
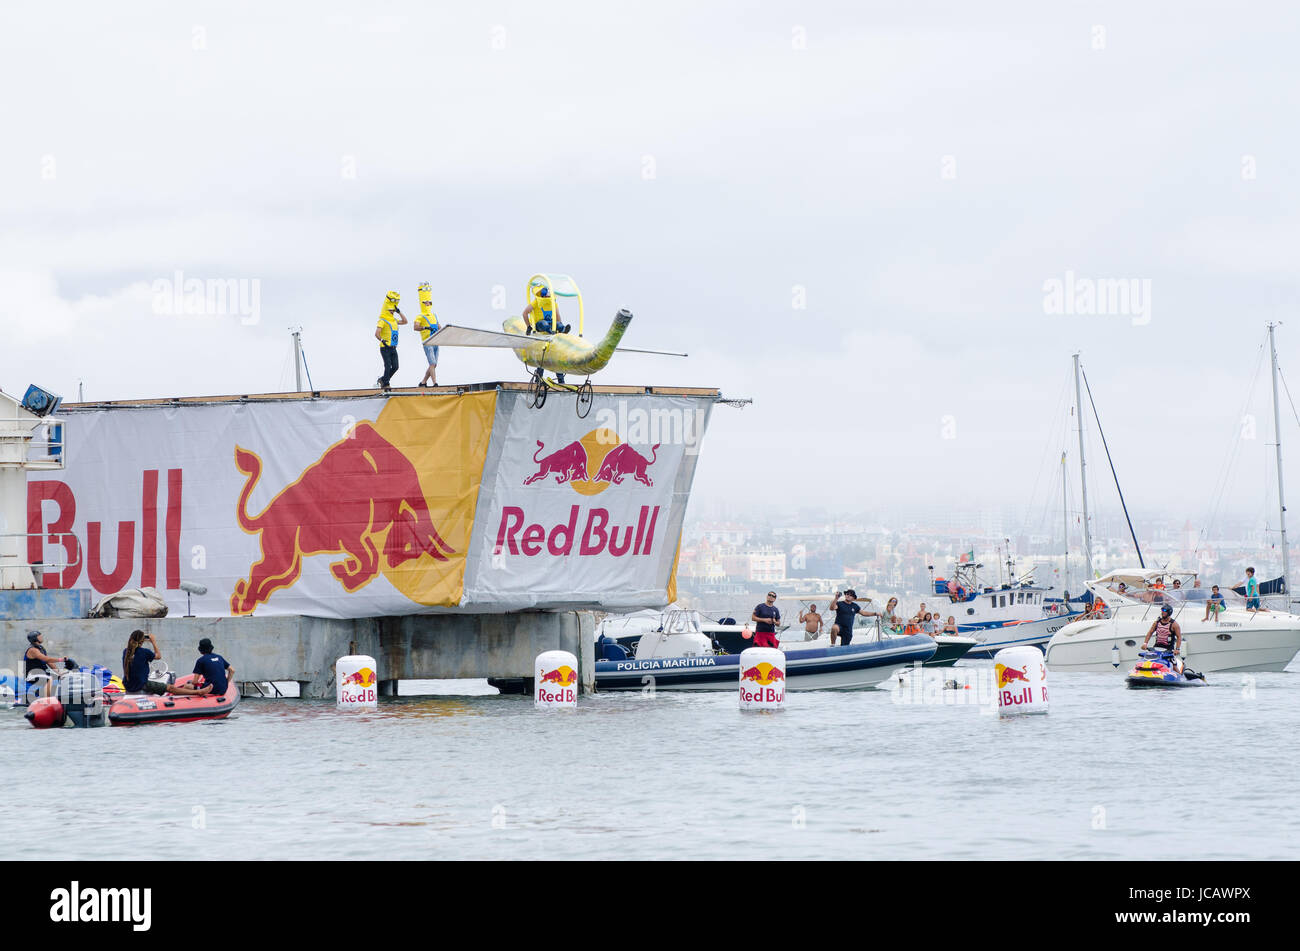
[108,674,239,725]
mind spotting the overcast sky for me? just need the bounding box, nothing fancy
[3,1,1299,533]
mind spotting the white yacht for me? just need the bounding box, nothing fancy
[1045,568,1300,673]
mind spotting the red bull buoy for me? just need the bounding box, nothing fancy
[738,647,785,711]
[993,645,1048,716]
[336,655,379,709]
[25,696,66,729]
[535,650,578,709]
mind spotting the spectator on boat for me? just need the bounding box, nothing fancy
[750,592,781,649]
[1203,585,1226,622]
[799,604,823,639]
[829,590,865,646]
[1115,582,1129,598]
[940,615,960,636]
[375,291,407,390]
[1141,605,1184,672]
[24,631,69,698]
[921,613,938,635]
[1241,567,1266,611]
[121,629,165,695]
[167,638,234,697]
[910,603,929,625]
[415,281,441,388]
[872,597,902,635]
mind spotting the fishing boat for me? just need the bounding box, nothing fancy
[930,560,1083,658]
[594,610,936,690]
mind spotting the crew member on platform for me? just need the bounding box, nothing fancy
[375,291,407,390]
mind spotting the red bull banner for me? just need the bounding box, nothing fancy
[26,390,710,617]
[464,392,711,611]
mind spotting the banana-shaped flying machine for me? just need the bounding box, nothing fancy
[424,273,687,416]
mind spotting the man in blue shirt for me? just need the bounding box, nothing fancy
[168,638,234,697]
[750,592,781,648]
[829,590,868,646]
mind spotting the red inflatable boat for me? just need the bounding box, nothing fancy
[108,674,239,726]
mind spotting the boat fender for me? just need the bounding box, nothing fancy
[25,696,66,729]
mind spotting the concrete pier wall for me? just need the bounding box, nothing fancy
[1,611,595,698]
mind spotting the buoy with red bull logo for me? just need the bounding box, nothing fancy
[738,647,785,711]
[535,650,579,709]
[336,655,379,709]
[993,646,1048,716]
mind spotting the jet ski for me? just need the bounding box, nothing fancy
[1125,649,1207,689]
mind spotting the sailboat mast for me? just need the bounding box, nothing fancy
[1073,353,1095,578]
[1268,322,1290,602]
[1062,451,1069,594]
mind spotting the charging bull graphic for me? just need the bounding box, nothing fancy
[523,428,660,493]
[230,421,455,615]
[995,663,1030,689]
[523,440,588,486]
[740,663,784,687]
[593,442,659,487]
[342,667,377,688]
[539,665,577,687]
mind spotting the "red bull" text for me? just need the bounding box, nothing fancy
[495,505,661,557]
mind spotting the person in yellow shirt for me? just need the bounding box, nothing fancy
[414,281,441,387]
[374,291,406,390]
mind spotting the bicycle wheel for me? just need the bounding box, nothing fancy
[576,379,593,418]
[529,370,548,409]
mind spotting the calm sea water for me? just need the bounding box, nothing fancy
[3,661,1296,860]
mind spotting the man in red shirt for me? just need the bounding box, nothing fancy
[751,592,781,649]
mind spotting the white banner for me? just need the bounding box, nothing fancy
[26,390,711,618]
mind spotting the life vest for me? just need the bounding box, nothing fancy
[530,293,555,331]
[1153,617,1176,649]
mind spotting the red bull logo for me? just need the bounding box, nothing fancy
[739,662,784,687]
[995,663,1030,689]
[495,504,661,558]
[230,421,455,615]
[341,667,377,688]
[522,428,659,495]
[538,665,577,687]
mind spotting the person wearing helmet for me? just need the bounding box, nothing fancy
[1140,604,1184,672]
[24,631,69,698]
[522,286,568,382]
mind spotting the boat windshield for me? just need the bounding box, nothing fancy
[1101,585,1245,607]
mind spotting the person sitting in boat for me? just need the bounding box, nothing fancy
[910,603,929,625]
[798,603,823,639]
[940,615,960,636]
[122,629,166,695]
[920,612,938,636]
[24,631,71,698]
[166,638,234,697]
[1140,605,1184,671]
[750,592,781,649]
[1202,584,1226,622]
[875,597,902,635]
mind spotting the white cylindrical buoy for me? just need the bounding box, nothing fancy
[336,655,378,709]
[993,646,1048,716]
[535,650,578,709]
[738,647,786,711]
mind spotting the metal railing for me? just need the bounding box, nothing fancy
[0,532,81,572]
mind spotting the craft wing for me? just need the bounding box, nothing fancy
[614,345,689,357]
[425,325,548,355]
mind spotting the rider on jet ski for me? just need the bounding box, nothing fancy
[1140,604,1184,671]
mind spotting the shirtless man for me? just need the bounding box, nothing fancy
[799,604,824,640]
